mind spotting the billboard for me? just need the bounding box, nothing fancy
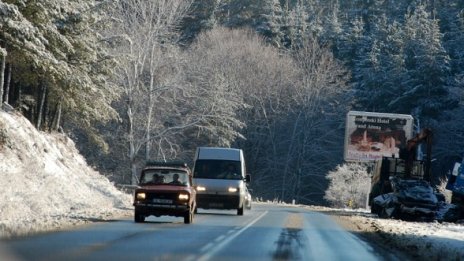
[344,111,414,162]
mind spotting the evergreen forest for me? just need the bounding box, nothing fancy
[1,0,464,205]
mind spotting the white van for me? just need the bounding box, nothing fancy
[193,147,250,215]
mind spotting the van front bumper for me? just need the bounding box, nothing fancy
[196,194,241,210]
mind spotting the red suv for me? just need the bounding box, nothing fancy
[133,162,196,224]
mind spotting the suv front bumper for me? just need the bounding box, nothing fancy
[134,202,190,217]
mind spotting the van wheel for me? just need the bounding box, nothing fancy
[237,205,244,216]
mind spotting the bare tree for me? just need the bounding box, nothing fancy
[108,0,193,184]
[279,38,350,203]
[181,27,350,203]
[181,28,252,146]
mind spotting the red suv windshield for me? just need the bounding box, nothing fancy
[140,170,189,186]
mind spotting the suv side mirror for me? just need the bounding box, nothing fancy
[245,174,251,183]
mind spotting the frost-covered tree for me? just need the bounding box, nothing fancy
[352,3,458,121]
[394,4,457,120]
[325,163,370,208]
[352,16,407,113]
[180,0,220,43]
[336,16,365,67]
[0,1,119,143]
[443,9,464,89]
[215,32,349,204]
[182,28,258,146]
[319,0,342,45]
[256,0,284,47]
[106,0,193,184]
[277,37,350,204]
[217,0,261,28]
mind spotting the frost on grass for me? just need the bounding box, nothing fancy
[0,111,132,238]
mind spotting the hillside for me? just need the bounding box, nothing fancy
[0,109,132,238]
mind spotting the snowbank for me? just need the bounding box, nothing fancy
[0,110,132,238]
[311,206,464,260]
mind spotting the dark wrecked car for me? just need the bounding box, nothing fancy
[133,161,196,224]
[372,177,460,222]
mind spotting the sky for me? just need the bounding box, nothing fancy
[0,109,463,259]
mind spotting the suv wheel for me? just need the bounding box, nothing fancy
[134,211,145,223]
[184,210,193,224]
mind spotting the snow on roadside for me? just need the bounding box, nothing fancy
[309,206,464,260]
[0,110,133,239]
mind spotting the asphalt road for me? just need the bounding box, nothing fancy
[1,203,392,261]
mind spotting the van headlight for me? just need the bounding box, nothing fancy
[178,193,189,200]
[196,186,206,191]
[228,187,238,193]
[136,192,146,200]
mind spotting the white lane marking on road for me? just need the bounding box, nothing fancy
[197,211,268,261]
[200,242,214,252]
[184,255,197,261]
[214,235,226,242]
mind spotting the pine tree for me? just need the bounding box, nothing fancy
[336,16,365,68]
[0,1,118,134]
[217,0,259,28]
[394,4,457,119]
[442,9,464,80]
[256,0,284,47]
[180,0,220,43]
[353,15,408,113]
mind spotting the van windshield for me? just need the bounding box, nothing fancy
[193,160,242,180]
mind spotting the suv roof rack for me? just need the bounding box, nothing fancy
[145,161,189,168]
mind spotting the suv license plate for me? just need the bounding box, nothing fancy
[153,198,173,204]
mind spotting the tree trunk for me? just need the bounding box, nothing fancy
[17,85,22,111]
[50,101,62,131]
[128,105,138,184]
[0,52,5,105]
[145,54,155,161]
[5,63,11,104]
[131,160,138,185]
[52,101,62,131]
[145,98,152,161]
[44,89,50,130]
[37,81,47,130]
